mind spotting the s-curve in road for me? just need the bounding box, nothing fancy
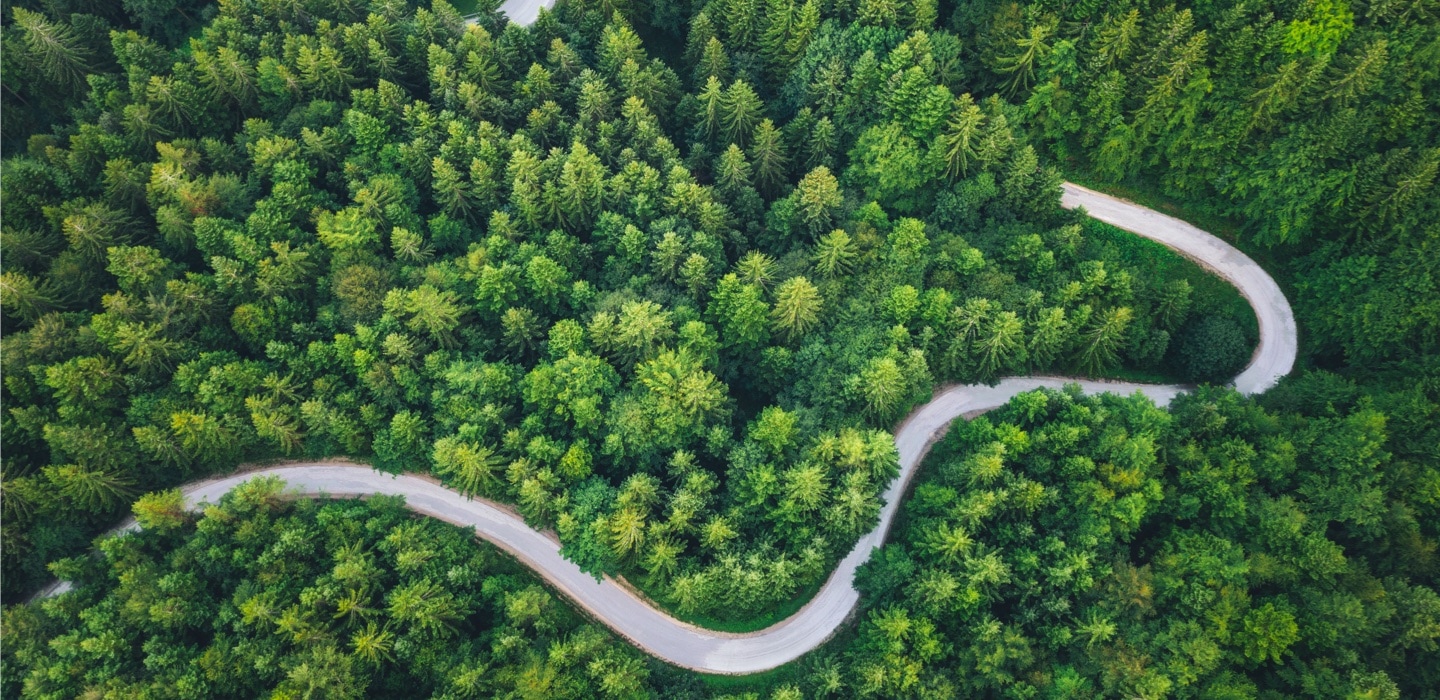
[34,186,1297,674]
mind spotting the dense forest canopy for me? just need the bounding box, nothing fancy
[4,481,674,698]
[2,0,1438,697]
[0,0,1250,608]
[855,381,1440,698]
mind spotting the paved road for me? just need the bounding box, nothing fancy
[32,183,1295,673]
[1060,183,1296,395]
[493,0,550,26]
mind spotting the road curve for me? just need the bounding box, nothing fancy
[1060,183,1296,395]
[31,185,1295,673]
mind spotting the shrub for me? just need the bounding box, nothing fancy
[1174,316,1251,383]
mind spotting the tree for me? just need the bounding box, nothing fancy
[848,122,932,212]
[351,622,395,665]
[715,144,754,193]
[680,254,713,298]
[709,274,771,350]
[384,286,464,347]
[854,356,905,418]
[771,276,822,341]
[758,0,796,76]
[60,203,128,260]
[0,271,58,324]
[736,251,777,289]
[975,311,1026,379]
[1027,307,1069,369]
[432,158,475,220]
[523,351,619,439]
[697,37,732,83]
[749,118,789,194]
[559,142,607,228]
[795,166,843,235]
[502,307,543,357]
[858,0,900,27]
[44,464,134,511]
[112,322,181,375]
[721,80,763,146]
[590,300,674,365]
[1239,602,1300,664]
[637,348,727,430]
[387,578,467,636]
[433,436,506,497]
[10,8,90,90]
[609,507,647,561]
[813,229,858,279]
[296,44,354,98]
[939,94,985,179]
[1324,39,1388,106]
[804,116,837,171]
[1174,316,1249,383]
[697,75,725,138]
[1074,306,1132,376]
[169,411,238,465]
[995,19,1055,96]
[132,489,191,532]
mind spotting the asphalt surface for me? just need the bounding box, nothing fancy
[28,185,1294,671]
[1060,183,1296,395]
[493,0,550,26]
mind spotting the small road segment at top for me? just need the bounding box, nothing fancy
[33,179,1298,674]
[483,0,549,26]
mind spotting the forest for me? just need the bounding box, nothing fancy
[1,0,1437,697]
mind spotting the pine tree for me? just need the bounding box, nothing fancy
[1027,306,1069,369]
[858,0,901,27]
[0,272,58,324]
[1091,10,1140,70]
[786,0,821,63]
[296,44,353,98]
[433,436,506,497]
[1074,306,1133,375]
[43,464,134,511]
[696,37,732,84]
[995,20,1056,96]
[723,0,763,49]
[547,38,583,82]
[697,75,725,140]
[749,119,789,194]
[771,276,823,341]
[909,0,938,30]
[974,311,1026,379]
[759,0,796,78]
[813,229,858,279]
[805,116,837,171]
[431,158,474,220]
[1324,39,1388,106]
[684,10,720,67]
[708,274,771,349]
[721,80,764,146]
[714,144,754,193]
[939,94,985,179]
[502,307,543,357]
[795,166,844,234]
[559,141,607,228]
[736,251,778,289]
[11,8,91,90]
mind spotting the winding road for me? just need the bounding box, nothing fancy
[32,183,1297,674]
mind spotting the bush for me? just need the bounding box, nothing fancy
[1173,316,1251,383]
